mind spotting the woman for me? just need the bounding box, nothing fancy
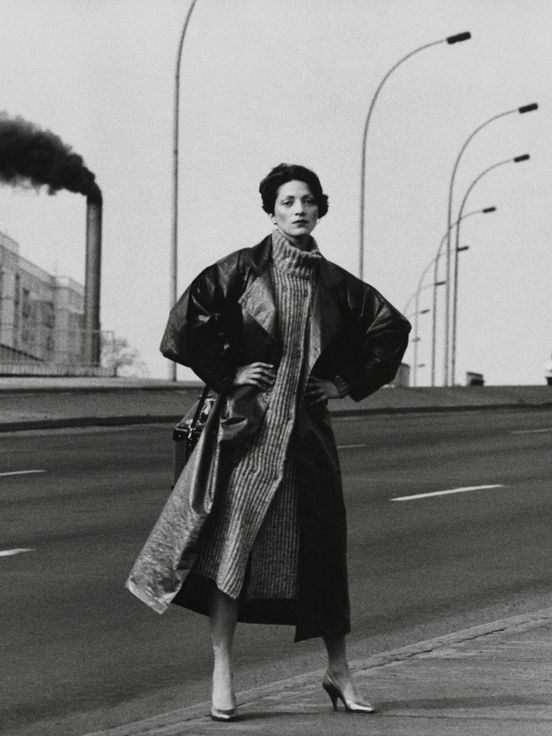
[126,163,410,721]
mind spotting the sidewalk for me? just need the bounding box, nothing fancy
[6,380,552,734]
[0,379,202,431]
[1,377,551,431]
[86,607,552,736]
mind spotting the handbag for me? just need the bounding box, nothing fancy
[172,385,215,482]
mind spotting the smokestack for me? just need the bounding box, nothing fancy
[84,195,102,365]
[0,112,102,366]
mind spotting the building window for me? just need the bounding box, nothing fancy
[43,302,55,328]
[22,288,31,319]
[14,274,20,330]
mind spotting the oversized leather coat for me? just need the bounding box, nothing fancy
[126,235,410,641]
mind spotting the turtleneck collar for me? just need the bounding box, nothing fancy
[271,229,321,279]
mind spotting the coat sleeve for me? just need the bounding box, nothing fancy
[159,254,243,393]
[339,279,411,402]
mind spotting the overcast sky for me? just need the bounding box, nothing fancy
[0,0,550,384]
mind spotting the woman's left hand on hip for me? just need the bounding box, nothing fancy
[305,376,340,404]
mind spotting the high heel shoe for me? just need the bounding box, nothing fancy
[210,684,239,722]
[209,705,239,722]
[322,670,376,714]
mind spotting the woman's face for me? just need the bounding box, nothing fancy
[272,180,319,244]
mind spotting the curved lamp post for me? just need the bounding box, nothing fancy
[450,153,530,385]
[404,282,434,387]
[443,102,538,385]
[170,0,199,381]
[358,31,471,280]
[412,302,431,387]
[431,206,496,385]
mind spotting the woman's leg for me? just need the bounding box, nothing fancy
[209,586,239,710]
[323,634,373,703]
[324,635,356,693]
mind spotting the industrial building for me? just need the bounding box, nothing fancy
[0,230,105,375]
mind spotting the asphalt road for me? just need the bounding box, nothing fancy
[2,407,552,735]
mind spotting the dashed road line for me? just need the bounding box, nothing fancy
[0,548,34,558]
[0,469,46,477]
[511,428,552,435]
[337,443,367,449]
[391,484,505,502]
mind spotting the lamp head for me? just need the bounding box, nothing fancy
[447,31,471,44]
[514,154,530,163]
[519,103,538,113]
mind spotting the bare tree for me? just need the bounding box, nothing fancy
[101,335,148,377]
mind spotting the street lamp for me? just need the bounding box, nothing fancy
[430,279,447,386]
[431,206,496,385]
[358,31,471,280]
[404,286,433,387]
[170,0,199,381]
[450,154,530,385]
[443,102,538,385]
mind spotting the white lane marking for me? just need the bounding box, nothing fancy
[0,469,46,477]
[511,428,552,435]
[391,484,505,502]
[337,443,367,449]
[0,548,34,558]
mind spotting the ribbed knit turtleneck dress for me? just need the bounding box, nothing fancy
[192,229,321,602]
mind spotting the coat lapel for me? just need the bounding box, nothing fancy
[309,258,346,369]
[238,238,279,345]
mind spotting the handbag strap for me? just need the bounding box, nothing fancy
[190,384,211,429]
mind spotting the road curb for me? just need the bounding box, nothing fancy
[83,605,552,736]
[0,415,184,433]
[332,401,552,417]
[3,399,552,433]
[0,383,200,394]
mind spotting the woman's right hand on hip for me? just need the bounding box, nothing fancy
[232,362,276,390]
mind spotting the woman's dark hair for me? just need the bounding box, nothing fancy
[259,163,329,218]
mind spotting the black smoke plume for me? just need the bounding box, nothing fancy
[0,112,101,203]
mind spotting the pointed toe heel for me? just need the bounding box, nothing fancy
[322,679,340,711]
[322,671,376,714]
[210,705,239,722]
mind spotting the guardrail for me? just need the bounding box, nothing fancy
[0,325,114,376]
